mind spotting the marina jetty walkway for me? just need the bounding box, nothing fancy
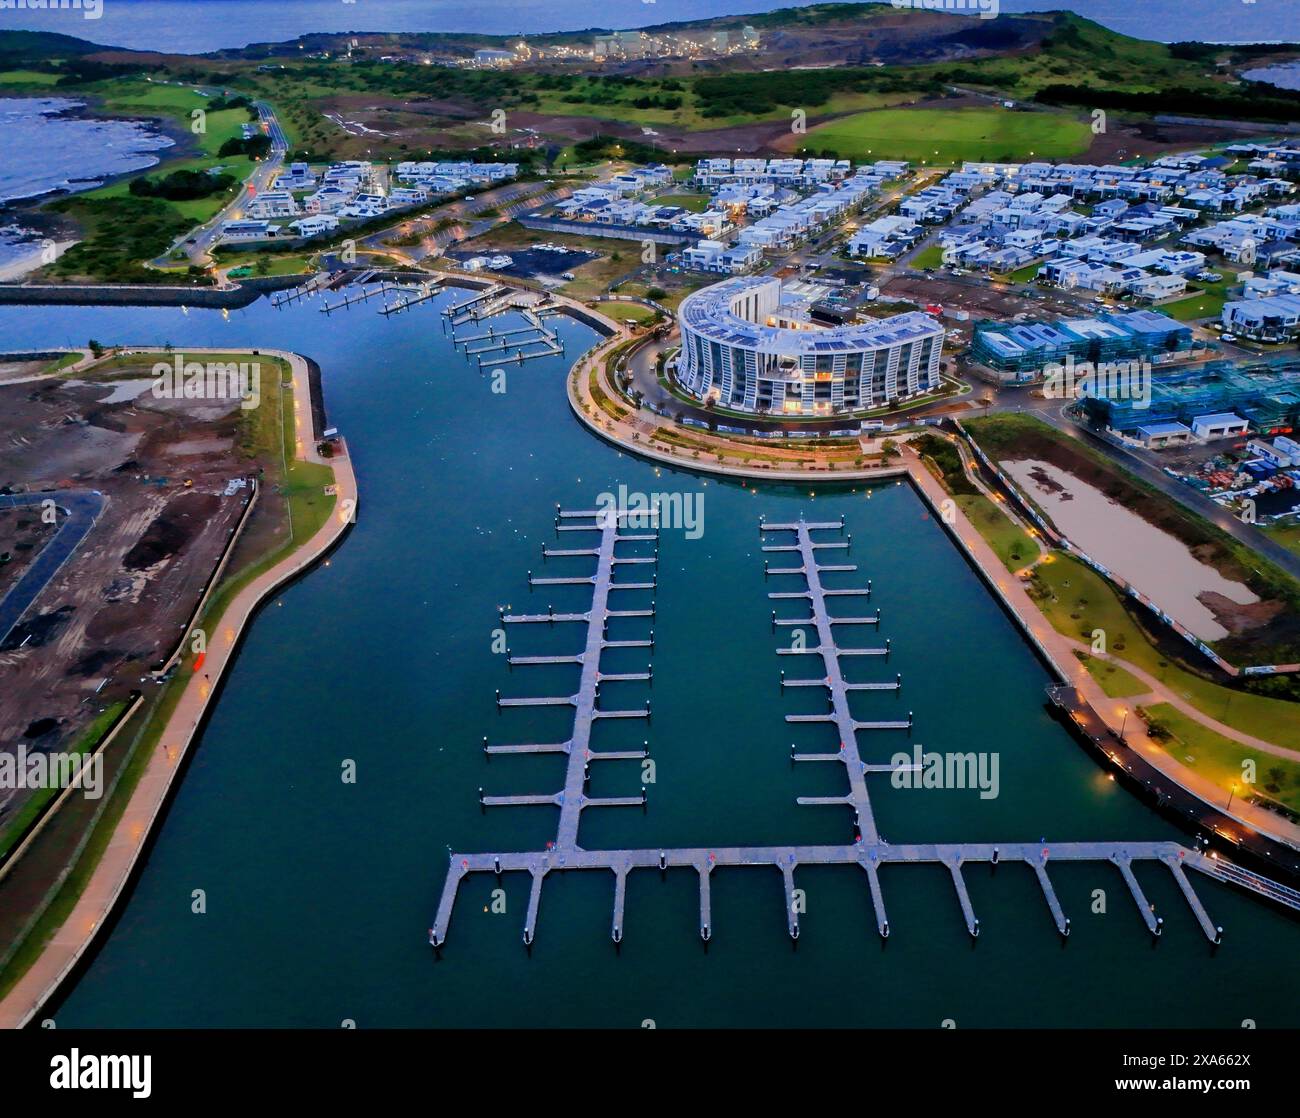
[471,505,658,941]
[0,348,358,1029]
[432,515,1298,953]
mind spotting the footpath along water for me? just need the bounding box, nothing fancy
[0,292,1295,1028]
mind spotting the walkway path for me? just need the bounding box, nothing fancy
[0,348,357,1029]
[1061,638,1300,763]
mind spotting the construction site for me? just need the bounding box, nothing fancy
[0,350,283,859]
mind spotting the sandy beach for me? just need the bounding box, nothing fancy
[0,237,76,283]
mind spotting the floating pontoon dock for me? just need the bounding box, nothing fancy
[379,281,444,316]
[430,515,1297,952]
[272,271,335,308]
[448,301,564,367]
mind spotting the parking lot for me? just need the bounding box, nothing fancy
[446,245,598,283]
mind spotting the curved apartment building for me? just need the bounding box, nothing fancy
[676,276,944,416]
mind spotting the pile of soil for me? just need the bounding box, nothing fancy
[122,491,221,571]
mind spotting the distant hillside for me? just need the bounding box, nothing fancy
[0,29,111,66]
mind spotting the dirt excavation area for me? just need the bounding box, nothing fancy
[0,354,263,836]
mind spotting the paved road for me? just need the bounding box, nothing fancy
[157,98,289,269]
[0,491,106,647]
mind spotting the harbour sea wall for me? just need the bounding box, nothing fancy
[0,276,308,309]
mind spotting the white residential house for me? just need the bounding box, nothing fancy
[289,214,340,237]
[1243,270,1300,298]
[245,190,298,219]
[341,193,389,219]
[680,239,762,274]
[275,162,317,191]
[1127,272,1188,301]
[389,185,431,208]
[220,219,277,242]
[305,185,354,214]
[848,216,919,260]
[1221,293,1300,342]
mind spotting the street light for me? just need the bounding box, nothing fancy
[1227,782,1238,810]
[1117,707,1129,739]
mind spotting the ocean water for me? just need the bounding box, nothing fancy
[0,292,1294,1028]
[0,97,172,206]
[0,97,174,276]
[3,0,1298,54]
[1245,62,1300,90]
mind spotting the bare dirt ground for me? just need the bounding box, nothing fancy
[1082,118,1265,163]
[0,361,260,832]
[882,274,1074,320]
[0,357,55,384]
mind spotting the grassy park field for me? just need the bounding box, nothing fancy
[1028,552,1300,751]
[1162,278,1234,322]
[955,493,1039,573]
[33,80,265,282]
[1075,652,1149,699]
[597,302,660,325]
[804,107,1092,164]
[1140,702,1300,813]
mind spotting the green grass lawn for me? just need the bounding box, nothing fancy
[616,280,703,313]
[0,69,61,87]
[41,351,82,375]
[804,107,1092,164]
[1264,520,1300,558]
[1161,278,1233,323]
[955,494,1038,573]
[84,349,260,379]
[999,263,1044,285]
[914,433,1040,572]
[0,702,127,861]
[90,81,249,153]
[909,244,945,271]
[655,193,711,213]
[529,83,907,132]
[598,302,658,325]
[218,252,315,277]
[1029,552,1300,750]
[1141,702,1300,813]
[46,81,265,277]
[1075,651,1149,698]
